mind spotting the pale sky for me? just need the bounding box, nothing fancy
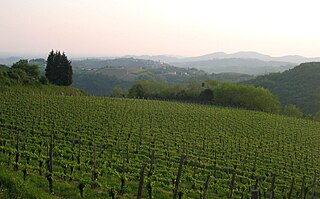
[1,0,320,57]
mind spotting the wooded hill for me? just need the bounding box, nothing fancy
[243,62,320,115]
[71,58,253,96]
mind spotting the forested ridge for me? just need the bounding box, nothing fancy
[244,62,320,115]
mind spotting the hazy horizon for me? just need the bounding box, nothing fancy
[1,50,320,60]
[1,0,320,58]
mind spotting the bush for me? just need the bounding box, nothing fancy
[40,76,49,85]
[213,83,281,113]
[127,80,281,113]
[283,104,303,118]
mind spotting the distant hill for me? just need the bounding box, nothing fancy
[125,51,320,64]
[243,62,320,114]
[0,57,22,65]
[0,64,9,71]
[3,51,320,75]
[72,58,211,95]
[172,58,294,75]
[124,51,320,75]
[212,72,254,82]
[29,58,46,68]
[181,51,320,63]
[72,57,172,69]
[122,55,182,63]
[174,51,274,62]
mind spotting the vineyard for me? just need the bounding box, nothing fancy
[0,90,320,198]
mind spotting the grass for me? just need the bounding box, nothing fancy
[0,164,55,199]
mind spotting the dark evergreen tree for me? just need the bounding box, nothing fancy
[45,50,73,86]
[199,88,214,101]
[60,53,73,86]
[45,50,55,83]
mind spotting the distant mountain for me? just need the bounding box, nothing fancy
[221,52,320,63]
[177,51,273,62]
[243,62,320,115]
[122,51,320,75]
[172,58,294,75]
[271,55,311,63]
[123,51,320,64]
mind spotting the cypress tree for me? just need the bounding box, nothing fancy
[61,52,73,86]
[45,50,73,86]
[45,50,55,83]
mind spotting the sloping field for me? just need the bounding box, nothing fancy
[0,90,320,198]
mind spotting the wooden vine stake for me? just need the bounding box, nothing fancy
[173,154,186,199]
[288,177,295,198]
[300,175,306,199]
[203,174,211,199]
[251,178,259,199]
[137,162,147,199]
[47,129,54,194]
[311,172,316,199]
[91,143,97,188]
[269,174,276,199]
[228,171,236,199]
[149,150,155,176]
[14,131,20,171]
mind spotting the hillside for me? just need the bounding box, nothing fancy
[1,89,320,198]
[72,65,255,96]
[244,62,320,114]
[71,58,210,96]
[211,72,254,82]
[0,85,86,96]
[72,58,172,69]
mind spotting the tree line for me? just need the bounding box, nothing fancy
[0,50,73,86]
[112,80,281,114]
[0,60,45,85]
[117,80,320,119]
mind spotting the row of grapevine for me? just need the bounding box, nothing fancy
[0,90,319,198]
